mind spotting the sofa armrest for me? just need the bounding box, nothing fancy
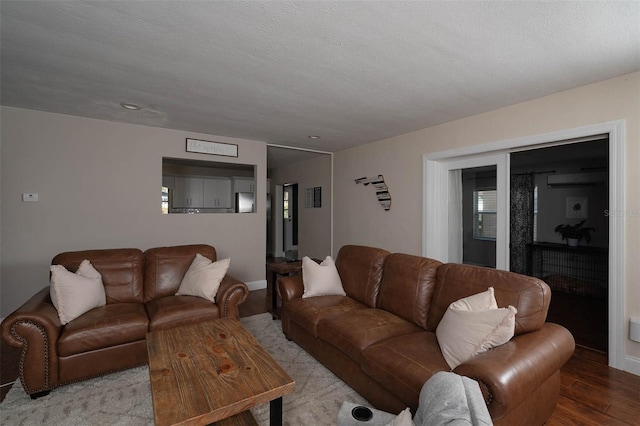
[1,286,63,394]
[453,322,575,420]
[216,274,249,318]
[277,275,304,303]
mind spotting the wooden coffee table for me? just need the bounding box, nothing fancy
[146,318,295,426]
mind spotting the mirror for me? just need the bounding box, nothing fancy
[162,157,256,214]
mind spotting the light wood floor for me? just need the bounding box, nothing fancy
[2,289,639,425]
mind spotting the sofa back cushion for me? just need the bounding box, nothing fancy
[426,263,550,335]
[335,245,390,308]
[144,244,216,302]
[378,253,442,329]
[51,248,144,304]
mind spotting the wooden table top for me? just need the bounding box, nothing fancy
[266,258,322,275]
[146,318,295,426]
[265,259,303,275]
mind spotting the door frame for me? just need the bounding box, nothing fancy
[423,120,627,371]
[427,153,509,269]
[283,183,298,253]
[267,144,334,258]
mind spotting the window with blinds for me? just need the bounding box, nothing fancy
[473,190,497,240]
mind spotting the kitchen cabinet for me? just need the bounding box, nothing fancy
[173,176,204,208]
[204,177,232,208]
[171,176,231,208]
[232,176,256,194]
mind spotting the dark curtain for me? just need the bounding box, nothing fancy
[510,173,535,274]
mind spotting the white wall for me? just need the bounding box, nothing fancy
[1,107,267,316]
[269,153,332,259]
[333,72,640,361]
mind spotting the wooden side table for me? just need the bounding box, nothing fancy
[265,258,303,319]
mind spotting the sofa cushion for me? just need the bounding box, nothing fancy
[318,308,422,363]
[176,255,230,302]
[302,256,346,298]
[284,296,366,337]
[57,303,148,356]
[144,244,217,302]
[378,254,441,329]
[146,295,221,331]
[360,331,449,407]
[361,332,450,407]
[50,260,106,325]
[427,263,550,335]
[52,248,144,304]
[335,245,390,308]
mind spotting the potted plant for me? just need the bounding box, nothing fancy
[554,220,595,247]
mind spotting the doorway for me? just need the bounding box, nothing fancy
[461,166,497,268]
[510,138,609,353]
[266,144,333,259]
[283,183,298,260]
[423,120,626,370]
[428,153,509,268]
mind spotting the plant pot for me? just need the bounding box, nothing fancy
[567,238,580,247]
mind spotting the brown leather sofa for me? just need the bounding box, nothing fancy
[1,244,249,398]
[278,245,575,426]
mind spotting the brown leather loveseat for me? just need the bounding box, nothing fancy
[278,245,575,426]
[1,244,249,398]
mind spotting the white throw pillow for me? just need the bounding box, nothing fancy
[50,259,106,325]
[385,407,415,426]
[176,254,230,303]
[436,288,517,369]
[301,255,346,298]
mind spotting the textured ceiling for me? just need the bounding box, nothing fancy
[1,1,639,161]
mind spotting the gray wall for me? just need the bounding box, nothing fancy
[1,107,267,316]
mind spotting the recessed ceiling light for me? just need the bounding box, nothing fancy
[120,102,142,110]
[308,135,320,139]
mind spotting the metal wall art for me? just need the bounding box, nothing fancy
[355,175,391,211]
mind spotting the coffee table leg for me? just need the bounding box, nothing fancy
[270,397,283,426]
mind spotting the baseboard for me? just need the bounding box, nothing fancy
[624,355,640,376]
[246,279,266,291]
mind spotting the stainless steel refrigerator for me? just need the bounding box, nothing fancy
[235,192,254,213]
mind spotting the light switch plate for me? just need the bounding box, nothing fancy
[22,193,39,202]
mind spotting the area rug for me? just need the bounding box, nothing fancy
[0,313,370,425]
